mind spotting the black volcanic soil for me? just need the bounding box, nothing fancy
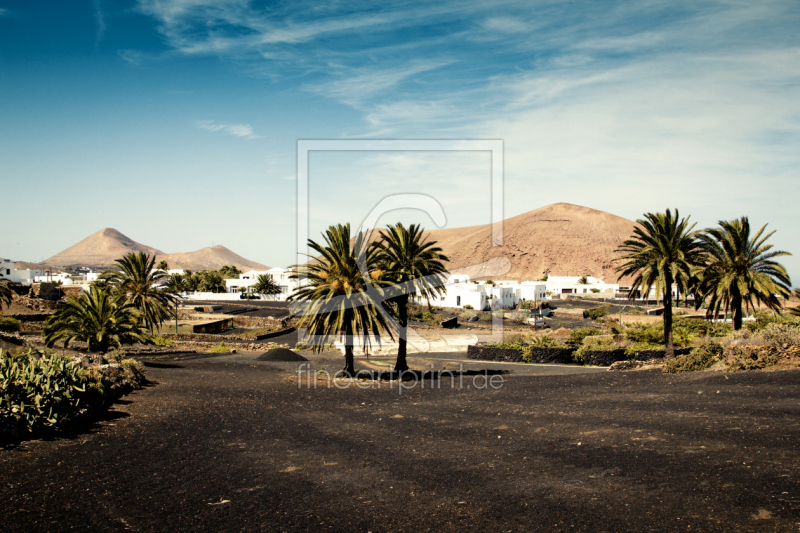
[1,361,799,532]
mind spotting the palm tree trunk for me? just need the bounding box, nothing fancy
[342,324,356,376]
[394,295,410,372]
[663,278,675,358]
[732,290,743,331]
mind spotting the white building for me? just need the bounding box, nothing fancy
[414,275,547,311]
[224,267,301,301]
[0,258,47,284]
[546,276,619,296]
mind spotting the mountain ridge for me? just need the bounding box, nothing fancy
[44,229,269,272]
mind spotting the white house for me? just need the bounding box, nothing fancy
[546,276,619,296]
[0,258,47,284]
[413,275,547,311]
[224,267,302,300]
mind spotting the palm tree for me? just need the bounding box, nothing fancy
[104,252,174,333]
[696,217,791,330]
[789,289,800,318]
[219,265,242,279]
[288,224,392,376]
[197,270,227,293]
[615,209,705,356]
[164,273,187,294]
[157,260,169,272]
[577,275,589,284]
[253,274,282,299]
[0,281,12,311]
[43,287,150,352]
[371,223,449,372]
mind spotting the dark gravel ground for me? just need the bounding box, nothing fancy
[1,360,799,532]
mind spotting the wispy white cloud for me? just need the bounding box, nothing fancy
[303,61,452,107]
[482,16,528,34]
[93,0,106,45]
[194,120,262,139]
[118,49,146,66]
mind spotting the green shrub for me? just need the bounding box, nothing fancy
[590,288,600,293]
[624,322,663,344]
[725,345,779,372]
[662,343,722,374]
[459,309,478,321]
[757,323,800,348]
[1,350,86,433]
[530,336,568,349]
[568,327,601,344]
[119,359,147,390]
[421,312,443,324]
[210,342,232,353]
[583,306,610,320]
[152,335,175,346]
[506,312,530,325]
[0,317,21,333]
[463,304,474,310]
[107,349,127,363]
[745,310,800,332]
[673,317,731,338]
[623,342,663,359]
[1,346,148,440]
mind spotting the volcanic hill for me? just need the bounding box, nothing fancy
[44,228,269,272]
[423,203,638,283]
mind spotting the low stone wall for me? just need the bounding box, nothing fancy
[30,283,62,301]
[14,296,63,312]
[9,313,51,322]
[170,340,284,351]
[633,347,692,360]
[528,347,575,364]
[583,349,628,366]
[467,345,578,365]
[0,332,26,346]
[161,327,294,343]
[467,345,524,362]
[232,315,291,328]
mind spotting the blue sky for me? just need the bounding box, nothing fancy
[1,1,799,279]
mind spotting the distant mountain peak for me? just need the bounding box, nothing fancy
[44,229,268,272]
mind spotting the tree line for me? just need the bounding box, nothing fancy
[615,210,793,356]
[13,210,795,374]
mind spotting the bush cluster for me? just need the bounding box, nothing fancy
[152,335,175,346]
[0,317,21,333]
[505,312,530,325]
[568,328,601,344]
[757,323,800,348]
[623,342,663,359]
[662,343,723,374]
[583,306,610,320]
[724,345,780,372]
[210,342,233,353]
[573,336,615,364]
[459,309,478,321]
[0,349,147,440]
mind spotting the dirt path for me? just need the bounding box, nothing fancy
[2,361,799,532]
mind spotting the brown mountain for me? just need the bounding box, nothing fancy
[45,228,165,268]
[45,228,269,272]
[423,203,638,283]
[160,246,269,272]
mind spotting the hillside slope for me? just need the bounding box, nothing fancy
[422,203,637,283]
[44,228,165,268]
[45,229,268,272]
